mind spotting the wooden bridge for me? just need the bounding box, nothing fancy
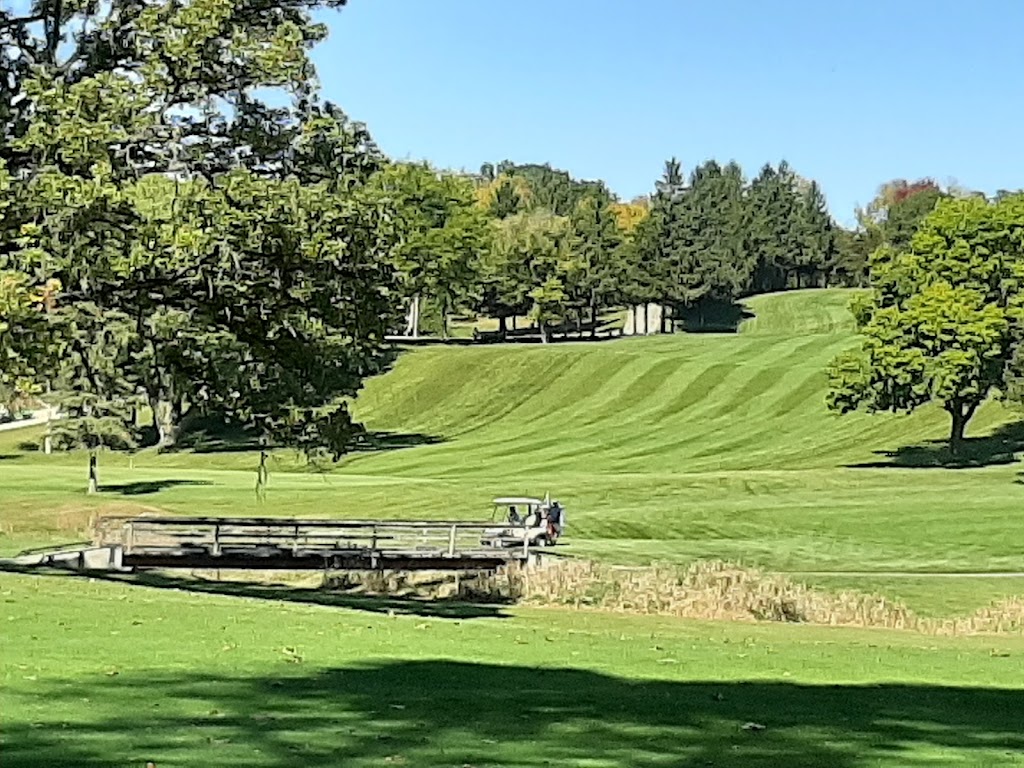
[7,515,542,573]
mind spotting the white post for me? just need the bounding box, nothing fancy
[44,405,52,455]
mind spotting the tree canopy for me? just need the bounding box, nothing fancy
[0,0,400,488]
[827,194,1024,454]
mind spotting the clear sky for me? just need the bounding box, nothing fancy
[314,0,1024,226]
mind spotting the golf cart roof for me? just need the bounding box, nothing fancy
[493,496,544,506]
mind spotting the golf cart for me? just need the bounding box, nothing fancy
[480,495,566,548]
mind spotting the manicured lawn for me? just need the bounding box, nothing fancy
[4,289,1024,765]
[3,290,1024,614]
[3,571,1024,767]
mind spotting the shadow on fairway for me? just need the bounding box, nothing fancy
[347,430,446,453]
[0,566,512,620]
[674,298,756,333]
[3,661,1023,767]
[101,479,214,496]
[165,413,446,457]
[848,420,1024,469]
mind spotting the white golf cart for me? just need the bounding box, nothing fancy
[480,495,566,548]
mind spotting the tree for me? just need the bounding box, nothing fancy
[0,268,58,401]
[831,226,873,287]
[827,194,1024,455]
[857,179,947,251]
[0,0,401,488]
[372,162,490,338]
[475,173,531,219]
[689,160,753,308]
[568,195,624,335]
[492,211,577,343]
[627,159,685,334]
[746,164,784,293]
[609,199,649,237]
[793,181,837,288]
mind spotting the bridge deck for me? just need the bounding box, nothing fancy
[90,515,534,571]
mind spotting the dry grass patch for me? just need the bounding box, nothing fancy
[313,559,1024,635]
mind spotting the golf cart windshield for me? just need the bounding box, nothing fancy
[493,497,543,525]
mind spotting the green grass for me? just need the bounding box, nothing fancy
[3,571,1024,768]
[6,288,1024,765]
[3,288,1024,617]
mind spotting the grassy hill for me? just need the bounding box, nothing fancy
[3,288,1024,610]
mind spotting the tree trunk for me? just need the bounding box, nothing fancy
[87,451,98,494]
[511,315,517,332]
[947,401,978,456]
[589,298,598,339]
[151,397,181,449]
[640,304,648,335]
[498,314,507,340]
[255,449,269,500]
[539,322,548,344]
[412,295,421,338]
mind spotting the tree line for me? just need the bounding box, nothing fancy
[379,162,974,342]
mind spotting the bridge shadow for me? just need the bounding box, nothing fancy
[123,571,510,619]
[847,420,1024,469]
[3,660,1023,767]
[0,566,511,620]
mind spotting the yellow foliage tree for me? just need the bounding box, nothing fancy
[609,200,649,236]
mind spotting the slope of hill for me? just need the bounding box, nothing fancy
[340,288,1024,574]
[350,288,979,477]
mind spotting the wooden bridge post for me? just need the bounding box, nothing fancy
[447,524,457,557]
[370,524,379,570]
[212,523,221,556]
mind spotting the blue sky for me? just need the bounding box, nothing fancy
[314,0,1024,226]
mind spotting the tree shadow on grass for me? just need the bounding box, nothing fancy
[847,420,1024,469]
[100,479,214,496]
[3,661,1024,767]
[347,430,445,453]
[165,413,445,457]
[674,299,756,333]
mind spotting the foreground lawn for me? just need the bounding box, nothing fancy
[2,571,1024,767]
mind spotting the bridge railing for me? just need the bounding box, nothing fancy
[93,515,530,559]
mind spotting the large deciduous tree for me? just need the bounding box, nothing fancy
[827,194,1024,454]
[0,0,401,488]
